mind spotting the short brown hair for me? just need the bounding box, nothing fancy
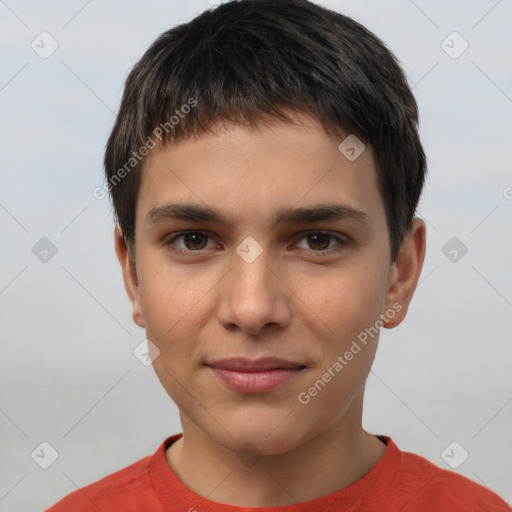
[104,0,426,262]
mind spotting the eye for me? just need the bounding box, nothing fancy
[165,230,348,256]
[294,232,347,254]
[165,231,216,252]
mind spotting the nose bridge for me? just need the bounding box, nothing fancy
[217,241,290,334]
[234,246,273,298]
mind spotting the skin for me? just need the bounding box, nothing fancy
[115,111,426,506]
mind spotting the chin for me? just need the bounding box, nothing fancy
[223,429,305,457]
[206,408,320,457]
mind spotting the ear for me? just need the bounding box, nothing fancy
[114,226,145,328]
[382,218,426,328]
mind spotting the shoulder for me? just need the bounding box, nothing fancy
[393,444,510,511]
[45,455,154,512]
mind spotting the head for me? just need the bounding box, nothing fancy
[106,0,427,455]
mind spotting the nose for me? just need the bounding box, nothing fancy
[216,247,291,336]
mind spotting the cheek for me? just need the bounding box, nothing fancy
[141,270,209,405]
[299,265,387,339]
[294,274,384,424]
[137,251,214,336]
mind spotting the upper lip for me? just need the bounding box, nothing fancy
[207,357,305,372]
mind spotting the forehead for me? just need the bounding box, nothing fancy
[137,112,385,231]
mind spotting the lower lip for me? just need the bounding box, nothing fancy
[209,367,303,393]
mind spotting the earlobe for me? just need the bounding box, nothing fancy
[114,227,145,328]
[383,218,426,329]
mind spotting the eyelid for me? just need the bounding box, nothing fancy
[292,230,348,255]
[165,229,349,255]
[165,230,219,253]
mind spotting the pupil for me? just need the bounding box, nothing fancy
[309,234,329,250]
[185,233,206,249]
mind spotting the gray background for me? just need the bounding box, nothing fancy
[1,0,511,510]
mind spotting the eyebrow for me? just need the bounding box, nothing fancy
[145,202,371,230]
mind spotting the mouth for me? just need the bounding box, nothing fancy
[206,357,306,394]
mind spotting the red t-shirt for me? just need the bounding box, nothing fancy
[46,433,510,511]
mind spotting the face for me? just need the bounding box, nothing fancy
[117,112,425,455]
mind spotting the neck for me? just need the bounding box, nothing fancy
[165,396,386,507]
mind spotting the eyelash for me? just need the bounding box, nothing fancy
[164,231,348,257]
